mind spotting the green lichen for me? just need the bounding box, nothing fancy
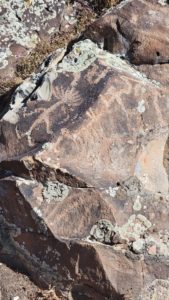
[15,8,95,79]
[43,181,69,203]
[133,196,142,211]
[89,219,115,244]
[59,39,98,72]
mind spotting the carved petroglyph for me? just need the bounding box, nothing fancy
[1,40,169,192]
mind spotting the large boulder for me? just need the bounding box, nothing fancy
[85,0,169,86]
[0,0,69,79]
[0,0,169,299]
[0,0,95,104]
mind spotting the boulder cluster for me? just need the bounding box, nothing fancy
[0,0,169,299]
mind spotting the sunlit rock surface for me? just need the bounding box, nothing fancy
[0,0,169,299]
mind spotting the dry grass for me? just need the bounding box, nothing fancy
[15,8,95,80]
[92,0,121,12]
[0,77,23,96]
[2,0,119,94]
[0,2,95,99]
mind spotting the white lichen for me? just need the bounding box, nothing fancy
[133,196,142,211]
[137,100,146,113]
[132,238,145,254]
[106,186,119,197]
[43,180,69,203]
[117,214,152,241]
[0,47,12,69]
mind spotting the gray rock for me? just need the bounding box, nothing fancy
[89,219,115,244]
[132,239,145,254]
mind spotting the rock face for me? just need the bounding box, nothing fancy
[0,0,95,102]
[0,0,169,299]
[0,263,38,300]
[0,262,61,299]
[0,0,67,78]
[85,0,169,85]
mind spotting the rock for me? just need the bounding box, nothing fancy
[89,219,115,244]
[1,1,169,299]
[0,0,95,105]
[0,37,169,298]
[1,39,169,194]
[0,0,66,79]
[0,263,39,300]
[85,0,169,85]
[147,244,157,256]
[139,279,169,300]
[132,239,145,254]
[0,262,61,299]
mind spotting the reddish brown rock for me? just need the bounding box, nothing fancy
[0,1,169,299]
[136,63,169,87]
[0,0,95,99]
[1,40,169,193]
[85,0,169,85]
[0,263,39,300]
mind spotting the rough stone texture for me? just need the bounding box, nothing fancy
[0,0,95,104]
[89,219,116,244]
[85,0,169,86]
[1,0,169,299]
[0,262,62,299]
[139,279,169,300]
[0,0,68,78]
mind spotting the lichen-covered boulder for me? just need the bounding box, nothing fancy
[0,0,65,77]
[1,37,169,299]
[1,1,169,299]
[0,0,94,100]
[1,39,169,194]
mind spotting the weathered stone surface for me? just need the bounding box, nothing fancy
[136,63,169,87]
[1,0,169,299]
[85,0,169,85]
[0,0,65,77]
[1,39,169,193]
[0,0,95,99]
[0,263,39,300]
[89,219,116,244]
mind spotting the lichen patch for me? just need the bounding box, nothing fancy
[133,196,142,211]
[42,180,69,203]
